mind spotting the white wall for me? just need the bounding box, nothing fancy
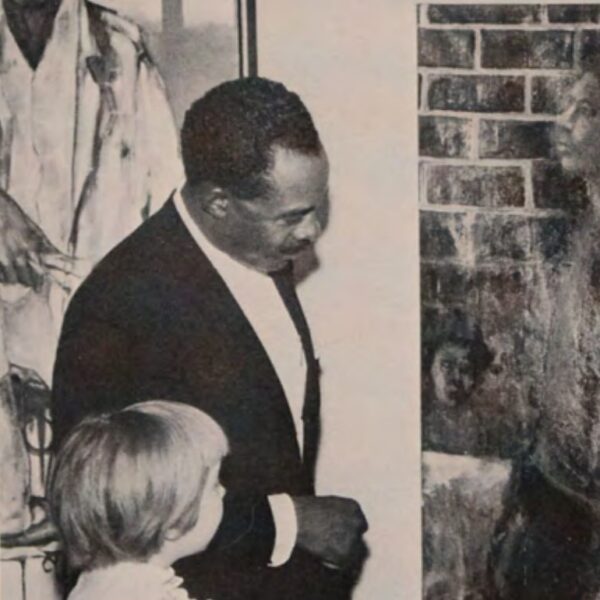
[257,2,420,598]
[100,0,236,29]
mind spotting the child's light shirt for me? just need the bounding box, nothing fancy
[67,562,197,600]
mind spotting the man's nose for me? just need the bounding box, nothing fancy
[294,213,322,242]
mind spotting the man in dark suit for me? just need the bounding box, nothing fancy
[51,77,367,600]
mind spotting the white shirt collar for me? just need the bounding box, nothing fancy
[172,186,306,453]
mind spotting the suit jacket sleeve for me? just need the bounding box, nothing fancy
[51,316,276,566]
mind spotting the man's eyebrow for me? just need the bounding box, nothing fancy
[276,206,315,219]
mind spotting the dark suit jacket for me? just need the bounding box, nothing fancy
[52,199,352,600]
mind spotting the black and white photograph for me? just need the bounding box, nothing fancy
[420,3,600,598]
[0,1,413,599]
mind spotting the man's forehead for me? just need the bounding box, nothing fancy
[266,146,328,185]
[238,146,327,210]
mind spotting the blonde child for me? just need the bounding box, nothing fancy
[50,400,228,600]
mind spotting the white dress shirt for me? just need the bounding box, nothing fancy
[173,189,302,566]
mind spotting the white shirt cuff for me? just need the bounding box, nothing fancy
[267,493,298,567]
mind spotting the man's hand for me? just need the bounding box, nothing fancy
[0,189,57,289]
[291,495,368,570]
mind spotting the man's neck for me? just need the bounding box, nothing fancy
[3,0,62,70]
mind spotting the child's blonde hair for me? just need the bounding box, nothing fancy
[50,400,228,570]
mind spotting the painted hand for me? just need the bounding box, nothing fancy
[0,189,57,290]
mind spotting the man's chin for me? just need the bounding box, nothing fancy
[282,244,314,262]
[251,248,312,274]
[249,257,289,275]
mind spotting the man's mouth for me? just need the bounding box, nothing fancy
[282,241,312,256]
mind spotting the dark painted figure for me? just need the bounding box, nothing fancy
[493,62,600,600]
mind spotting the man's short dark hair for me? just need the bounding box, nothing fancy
[181,77,322,199]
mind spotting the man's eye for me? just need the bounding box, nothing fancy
[279,215,302,226]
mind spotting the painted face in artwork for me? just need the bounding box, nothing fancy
[431,343,476,407]
[555,72,600,180]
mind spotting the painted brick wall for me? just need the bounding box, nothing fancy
[419,4,594,458]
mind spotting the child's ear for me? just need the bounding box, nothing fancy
[164,527,184,542]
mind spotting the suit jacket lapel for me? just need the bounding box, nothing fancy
[158,201,303,465]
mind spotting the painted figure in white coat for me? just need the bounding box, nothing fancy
[0,0,182,385]
[0,2,182,597]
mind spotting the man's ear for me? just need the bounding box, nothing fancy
[204,187,230,220]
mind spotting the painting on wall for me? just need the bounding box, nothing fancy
[101,0,241,124]
[420,4,600,599]
[0,2,247,599]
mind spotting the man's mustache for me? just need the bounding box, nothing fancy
[282,240,313,255]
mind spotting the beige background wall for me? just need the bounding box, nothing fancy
[257,2,420,598]
[95,1,420,596]
[101,0,238,125]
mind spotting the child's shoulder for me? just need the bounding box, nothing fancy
[68,563,193,600]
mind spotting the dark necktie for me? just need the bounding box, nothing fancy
[270,263,321,493]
